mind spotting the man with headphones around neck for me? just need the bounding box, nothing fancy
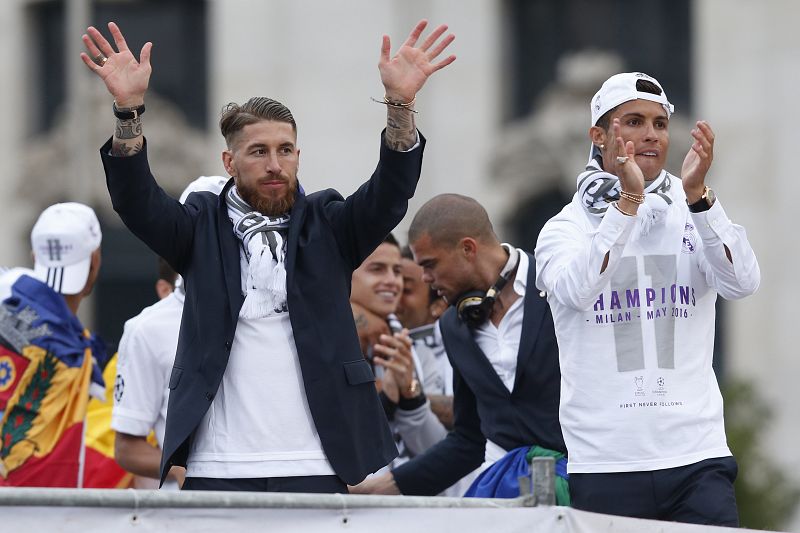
[351,194,567,500]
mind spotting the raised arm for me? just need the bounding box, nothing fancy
[81,22,152,157]
[82,22,197,270]
[378,20,456,151]
[681,121,760,296]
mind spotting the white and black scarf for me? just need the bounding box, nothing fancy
[577,150,674,238]
[226,187,291,319]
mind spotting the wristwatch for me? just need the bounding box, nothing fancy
[406,378,421,398]
[687,186,716,213]
[113,101,146,120]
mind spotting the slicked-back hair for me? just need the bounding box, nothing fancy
[595,79,664,131]
[408,194,497,249]
[219,97,297,148]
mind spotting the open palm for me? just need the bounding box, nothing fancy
[379,20,456,102]
[81,22,152,107]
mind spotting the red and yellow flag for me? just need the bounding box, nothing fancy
[0,344,91,486]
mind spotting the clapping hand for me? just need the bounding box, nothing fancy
[372,330,415,404]
[611,118,645,196]
[681,121,715,203]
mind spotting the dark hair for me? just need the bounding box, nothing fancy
[383,233,400,249]
[157,257,178,285]
[595,79,664,131]
[408,194,497,248]
[219,97,297,148]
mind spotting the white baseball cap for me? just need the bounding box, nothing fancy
[179,175,230,204]
[590,72,674,126]
[31,203,102,295]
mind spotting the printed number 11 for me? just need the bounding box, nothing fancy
[610,255,677,372]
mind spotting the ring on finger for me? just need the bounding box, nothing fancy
[93,54,107,66]
[616,155,629,164]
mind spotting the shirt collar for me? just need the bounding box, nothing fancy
[503,243,528,297]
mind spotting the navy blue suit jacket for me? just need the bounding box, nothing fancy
[392,252,565,495]
[101,133,425,485]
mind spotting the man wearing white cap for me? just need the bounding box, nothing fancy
[112,177,227,489]
[31,203,103,307]
[0,203,108,485]
[535,73,760,525]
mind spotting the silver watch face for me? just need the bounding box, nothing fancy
[704,187,716,206]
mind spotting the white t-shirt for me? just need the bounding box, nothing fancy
[535,183,760,474]
[112,290,184,445]
[186,312,334,478]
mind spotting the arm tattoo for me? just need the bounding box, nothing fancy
[384,106,417,151]
[110,140,143,157]
[428,394,454,430]
[111,116,144,157]
[115,117,142,139]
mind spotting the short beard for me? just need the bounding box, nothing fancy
[238,180,298,216]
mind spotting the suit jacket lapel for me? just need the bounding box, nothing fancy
[443,309,509,395]
[513,252,547,391]
[218,181,244,324]
[285,186,307,289]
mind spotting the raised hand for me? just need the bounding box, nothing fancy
[379,20,456,103]
[681,121,715,202]
[80,22,152,107]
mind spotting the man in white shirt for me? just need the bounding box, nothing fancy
[535,72,760,526]
[85,20,455,493]
[352,194,566,500]
[112,277,183,487]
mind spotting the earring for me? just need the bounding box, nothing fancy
[599,144,605,150]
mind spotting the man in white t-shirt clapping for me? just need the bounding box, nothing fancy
[535,72,760,526]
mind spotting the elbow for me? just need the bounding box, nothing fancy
[718,276,760,300]
[725,262,761,299]
[113,437,134,473]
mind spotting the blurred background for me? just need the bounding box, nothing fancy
[0,0,797,529]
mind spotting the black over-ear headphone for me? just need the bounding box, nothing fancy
[455,244,520,328]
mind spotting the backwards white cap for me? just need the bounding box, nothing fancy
[590,72,674,126]
[31,203,102,295]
